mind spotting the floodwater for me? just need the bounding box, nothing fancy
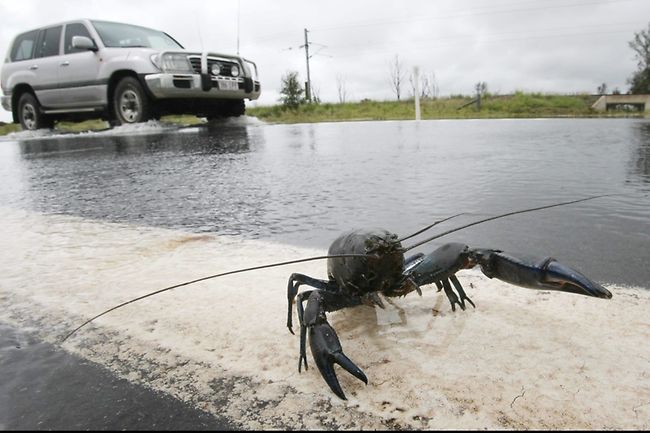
[1,117,649,285]
[1,117,649,429]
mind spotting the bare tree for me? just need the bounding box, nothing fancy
[597,83,608,95]
[336,73,347,103]
[410,70,439,99]
[422,72,440,99]
[388,54,406,101]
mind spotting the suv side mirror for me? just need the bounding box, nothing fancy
[72,35,97,51]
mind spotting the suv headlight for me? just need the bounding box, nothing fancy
[231,65,240,77]
[151,53,193,73]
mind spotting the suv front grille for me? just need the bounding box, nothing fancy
[188,56,237,77]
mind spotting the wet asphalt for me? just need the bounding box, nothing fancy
[0,323,234,430]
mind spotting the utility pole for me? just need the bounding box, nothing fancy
[303,28,312,102]
[414,66,421,121]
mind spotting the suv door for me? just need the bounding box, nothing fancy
[55,22,103,108]
[31,25,64,108]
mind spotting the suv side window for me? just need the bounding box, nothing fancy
[64,23,93,54]
[10,30,39,61]
[35,26,63,58]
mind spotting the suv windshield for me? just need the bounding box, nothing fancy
[91,20,183,50]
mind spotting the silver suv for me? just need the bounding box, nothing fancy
[1,19,261,130]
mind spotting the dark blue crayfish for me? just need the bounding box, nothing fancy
[285,199,612,399]
[62,196,613,401]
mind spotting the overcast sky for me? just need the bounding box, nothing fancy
[2,0,650,123]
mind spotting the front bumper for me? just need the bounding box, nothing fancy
[144,73,261,101]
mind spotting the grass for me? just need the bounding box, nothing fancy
[247,92,646,124]
[0,114,204,136]
[0,93,645,135]
[0,122,21,135]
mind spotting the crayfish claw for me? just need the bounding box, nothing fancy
[310,322,367,400]
[472,250,613,300]
[333,352,368,385]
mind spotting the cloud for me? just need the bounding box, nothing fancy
[1,0,649,123]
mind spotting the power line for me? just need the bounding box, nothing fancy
[244,0,643,44]
[310,0,642,33]
[324,27,639,59]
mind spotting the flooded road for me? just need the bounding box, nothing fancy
[1,117,649,285]
[1,117,649,429]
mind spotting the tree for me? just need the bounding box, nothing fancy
[597,83,608,95]
[279,71,305,109]
[628,23,650,94]
[388,54,406,101]
[408,69,439,100]
[420,71,439,99]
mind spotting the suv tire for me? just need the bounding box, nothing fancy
[228,99,245,117]
[112,77,153,125]
[205,100,245,121]
[17,93,54,130]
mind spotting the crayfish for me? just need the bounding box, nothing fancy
[285,200,612,399]
[62,196,613,400]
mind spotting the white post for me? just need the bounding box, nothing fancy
[414,66,421,121]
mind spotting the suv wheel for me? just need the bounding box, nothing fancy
[18,93,53,130]
[205,100,245,121]
[227,99,245,117]
[112,77,152,125]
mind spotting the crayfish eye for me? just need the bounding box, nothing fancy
[365,237,381,253]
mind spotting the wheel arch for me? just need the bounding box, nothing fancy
[11,84,37,123]
[106,70,154,117]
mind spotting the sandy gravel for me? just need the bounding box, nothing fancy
[1,208,648,430]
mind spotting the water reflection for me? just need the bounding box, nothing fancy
[4,122,261,234]
[16,123,252,158]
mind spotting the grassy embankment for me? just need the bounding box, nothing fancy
[0,92,644,135]
[247,92,640,123]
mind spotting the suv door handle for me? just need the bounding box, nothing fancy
[60,61,70,66]
[29,65,39,70]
